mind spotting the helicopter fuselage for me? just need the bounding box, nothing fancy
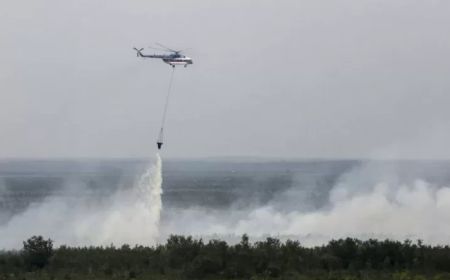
[162,56,193,67]
[135,49,193,67]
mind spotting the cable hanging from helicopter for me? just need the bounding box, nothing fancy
[157,66,175,150]
[133,43,193,150]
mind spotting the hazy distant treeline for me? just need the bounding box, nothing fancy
[1,235,450,279]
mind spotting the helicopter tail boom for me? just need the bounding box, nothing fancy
[134,47,166,59]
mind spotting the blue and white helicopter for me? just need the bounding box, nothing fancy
[134,43,193,68]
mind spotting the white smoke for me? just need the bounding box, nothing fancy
[160,162,450,246]
[0,154,163,250]
[3,157,450,249]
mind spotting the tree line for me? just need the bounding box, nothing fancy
[1,235,450,279]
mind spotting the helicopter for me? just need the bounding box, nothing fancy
[133,43,193,67]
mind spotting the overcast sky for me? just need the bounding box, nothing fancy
[1,0,450,159]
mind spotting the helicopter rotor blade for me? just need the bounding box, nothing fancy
[176,48,191,54]
[147,46,168,52]
[155,42,178,53]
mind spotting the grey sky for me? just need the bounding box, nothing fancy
[1,0,450,159]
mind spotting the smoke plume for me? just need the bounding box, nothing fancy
[0,154,163,249]
[160,161,450,246]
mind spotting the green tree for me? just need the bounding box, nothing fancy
[22,235,54,269]
[165,235,203,269]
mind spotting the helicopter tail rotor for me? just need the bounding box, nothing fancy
[133,47,144,57]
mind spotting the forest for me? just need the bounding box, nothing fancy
[1,235,450,279]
